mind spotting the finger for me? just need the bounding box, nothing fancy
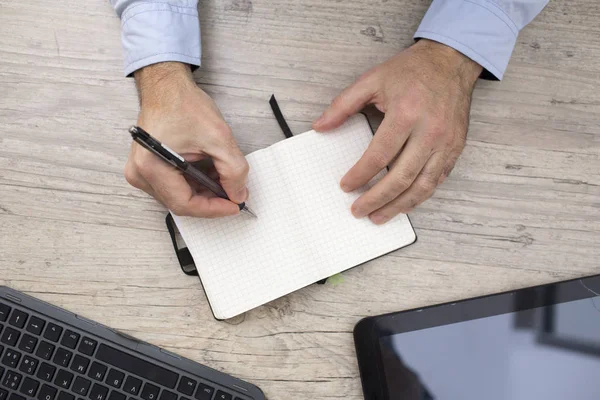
[439,146,462,184]
[369,152,446,224]
[124,158,156,197]
[351,134,431,218]
[313,72,377,131]
[141,161,240,218]
[209,138,250,204]
[341,113,412,193]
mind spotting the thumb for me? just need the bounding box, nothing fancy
[210,143,250,204]
[313,72,377,131]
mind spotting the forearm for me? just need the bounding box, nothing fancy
[109,0,201,77]
[415,0,549,80]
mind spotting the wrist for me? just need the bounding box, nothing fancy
[413,39,483,87]
[134,62,195,111]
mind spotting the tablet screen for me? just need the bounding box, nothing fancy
[379,291,600,399]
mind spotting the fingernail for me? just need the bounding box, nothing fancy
[340,182,351,192]
[352,206,366,218]
[370,214,387,225]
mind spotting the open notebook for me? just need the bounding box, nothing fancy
[172,114,416,319]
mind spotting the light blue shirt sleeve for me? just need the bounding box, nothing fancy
[414,0,549,80]
[110,0,201,77]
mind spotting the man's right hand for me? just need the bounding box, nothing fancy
[124,62,249,217]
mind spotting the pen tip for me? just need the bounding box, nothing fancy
[243,206,257,218]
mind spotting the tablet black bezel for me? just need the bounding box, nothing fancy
[353,274,600,400]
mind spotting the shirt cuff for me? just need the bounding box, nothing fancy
[120,2,201,77]
[414,0,519,80]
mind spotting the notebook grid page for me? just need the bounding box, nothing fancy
[174,146,315,318]
[173,114,416,319]
[277,115,415,284]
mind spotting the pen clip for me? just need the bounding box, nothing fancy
[129,126,186,169]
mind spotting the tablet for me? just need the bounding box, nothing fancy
[354,274,600,400]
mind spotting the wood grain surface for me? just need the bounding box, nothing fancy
[1,1,599,399]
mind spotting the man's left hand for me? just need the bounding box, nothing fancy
[313,39,482,224]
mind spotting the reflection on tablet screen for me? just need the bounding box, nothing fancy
[381,295,600,400]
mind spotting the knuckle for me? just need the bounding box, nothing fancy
[424,123,447,146]
[231,159,250,178]
[331,94,347,110]
[394,100,419,124]
[391,171,414,192]
[374,129,396,150]
[123,164,138,187]
[367,151,390,170]
[391,181,411,196]
[360,196,380,211]
[133,155,153,173]
[416,179,437,195]
[213,120,233,137]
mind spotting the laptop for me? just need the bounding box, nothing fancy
[0,286,265,400]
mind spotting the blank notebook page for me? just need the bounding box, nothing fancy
[173,114,416,319]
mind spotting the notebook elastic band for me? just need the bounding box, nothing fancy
[165,214,198,276]
[269,95,294,138]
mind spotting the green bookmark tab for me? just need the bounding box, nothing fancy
[328,273,345,286]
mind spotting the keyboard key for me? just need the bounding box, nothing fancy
[159,391,176,400]
[106,369,124,389]
[19,355,39,375]
[37,362,57,382]
[2,370,22,390]
[58,392,75,400]
[107,392,125,400]
[73,376,92,396]
[0,305,11,323]
[96,345,178,389]
[1,349,21,368]
[61,331,80,350]
[26,316,46,335]
[8,310,28,329]
[0,327,20,346]
[36,341,56,360]
[122,377,141,396]
[177,377,196,396]
[54,369,74,389]
[88,362,107,382]
[38,384,58,400]
[8,394,25,400]
[18,334,38,353]
[19,376,40,397]
[140,383,159,400]
[71,355,90,374]
[78,338,97,356]
[213,391,232,400]
[43,324,63,343]
[53,348,73,368]
[89,383,109,400]
[0,388,7,400]
[193,384,214,400]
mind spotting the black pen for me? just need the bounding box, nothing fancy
[129,126,257,218]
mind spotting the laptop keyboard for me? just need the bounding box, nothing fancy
[0,302,245,400]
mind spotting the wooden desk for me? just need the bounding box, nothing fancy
[1,1,598,398]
